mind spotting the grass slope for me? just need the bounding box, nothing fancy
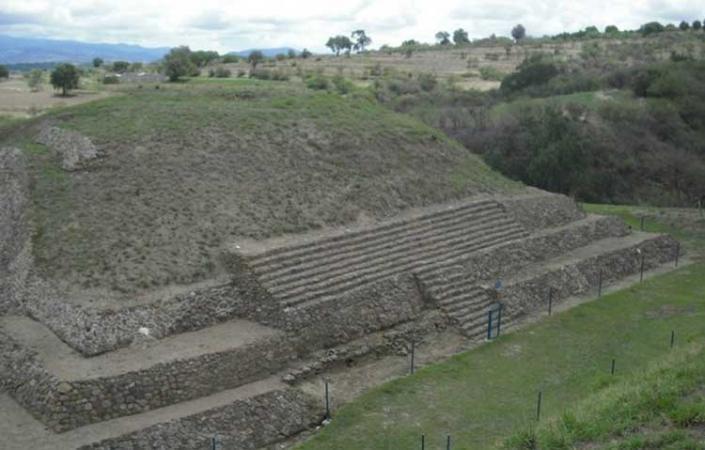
[504,341,705,449]
[298,205,705,450]
[5,80,518,294]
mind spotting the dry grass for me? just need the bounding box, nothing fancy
[6,79,518,296]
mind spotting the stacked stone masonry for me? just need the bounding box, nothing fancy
[0,191,683,448]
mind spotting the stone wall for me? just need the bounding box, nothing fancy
[278,273,426,346]
[500,191,585,231]
[0,147,31,315]
[78,389,323,450]
[3,274,427,431]
[500,234,679,317]
[23,282,253,356]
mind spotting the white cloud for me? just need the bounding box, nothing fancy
[0,0,703,52]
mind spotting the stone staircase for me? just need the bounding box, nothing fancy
[421,272,495,338]
[243,199,528,310]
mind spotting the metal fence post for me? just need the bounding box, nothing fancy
[325,381,331,420]
[640,216,645,231]
[548,287,553,316]
[611,358,616,375]
[598,270,603,297]
[536,391,543,421]
[671,330,675,349]
[675,243,680,267]
[410,341,415,375]
[487,309,493,340]
[421,434,425,450]
[446,435,451,450]
[497,304,503,337]
[640,253,645,282]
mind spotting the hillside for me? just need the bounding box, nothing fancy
[2,79,519,295]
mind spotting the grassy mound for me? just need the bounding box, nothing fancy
[297,205,705,450]
[7,79,517,294]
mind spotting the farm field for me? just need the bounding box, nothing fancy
[298,204,705,450]
[0,75,109,118]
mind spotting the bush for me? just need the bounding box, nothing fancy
[418,73,438,91]
[164,46,197,82]
[208,67,231,78]
[250,69,289,81]
[332,75,354,94]
[0,65,8,79]
[102,75,120,84]
[222,54,239,64]
[500,55,559,94]
[479,67,505,81]
[25,69,43,91]
[306,75,329,90]
[50,63,80,96]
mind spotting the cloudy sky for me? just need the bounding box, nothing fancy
[0,0,703,52]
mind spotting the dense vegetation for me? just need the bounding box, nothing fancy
[375,49,705,206]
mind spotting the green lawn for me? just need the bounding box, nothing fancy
[299,206,705,450]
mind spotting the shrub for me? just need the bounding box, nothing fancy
[306,75,329,90]
[112,61,130,73]
[209,67,231,78]
[640,22,665,35]
[25,69,44,91]
[332,75,354,94]
[479,67,505,81]
[102,75,120,84]
[418,73,438,91]
[250,69,289,81]
[500,55,559,94]
[0,64,8,79]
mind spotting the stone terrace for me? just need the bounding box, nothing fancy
[0,190,681,449]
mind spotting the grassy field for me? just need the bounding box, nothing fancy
[3,79,519,295]
[298,205,705,450]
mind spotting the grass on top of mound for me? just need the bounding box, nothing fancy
[6,79,519,295]
[298,205,705,450]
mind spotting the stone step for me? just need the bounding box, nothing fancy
[442,294,488,315]
[247,199,499,266]
[284,225,525,309]
[257,209,510,287]
[252,203,504,277]
[434,284,485,303]
[414,214,626,281]
[267,217,521,297]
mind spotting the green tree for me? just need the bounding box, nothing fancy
[511,24,526,42]
[326,35,353,56]
[25,69,43,91]
[163,46,196,81]
[605,25,619,34]
[640,21,665,35]
[112,61,130,73]
[300,48,312,59]
[453,28,470,44]
[247,50,265,70]
[190,50,219,67]
[92,57,103,68]
[222,54,239,63]
[435,31,450,45]
[50,63,80,96]
[693,20,702,30]
[0,65,8,79]
[352,30,372,52]
[287,49,297,58]
[679,20,690,31]
[401,40,418,58]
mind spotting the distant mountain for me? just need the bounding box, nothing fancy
[0,35,170,64]
[228,47,298,58]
